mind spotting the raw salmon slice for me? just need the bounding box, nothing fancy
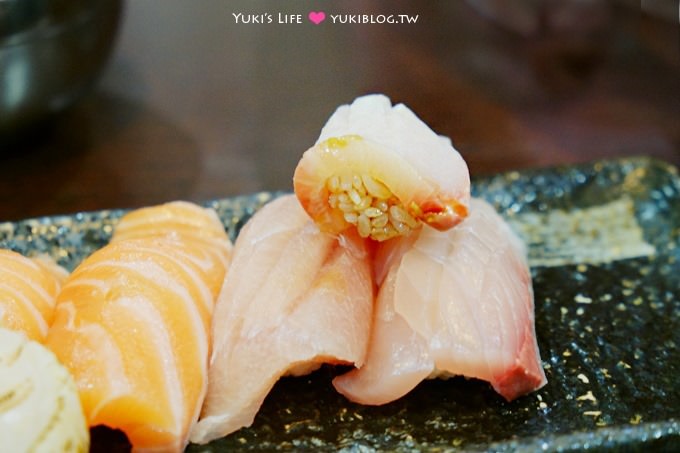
[190,195,374,444]
[113,201,233,251]
[0,250,67,342]
[294,94,470,241]
[46,202,232,452]
[112,200,233,299]
[333,198,546,404]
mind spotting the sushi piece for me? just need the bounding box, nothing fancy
[190,195,374,444]
[293,94,470,241]
[333,198,546,404]
[46,202,232,452]
[0,249,67,342]
[0,327,89,452]
[112,201,233,250]
[112,200,233,297]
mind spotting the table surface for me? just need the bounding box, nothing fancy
[1,0,678,221]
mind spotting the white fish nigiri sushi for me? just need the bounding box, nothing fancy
[294,94,470,241]
[333,198,546,404]
[191,195,374,444]
[46,202,232,452]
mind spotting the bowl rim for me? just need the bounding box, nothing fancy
[0,0,121,49]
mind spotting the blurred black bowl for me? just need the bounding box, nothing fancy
[0,0,122,144]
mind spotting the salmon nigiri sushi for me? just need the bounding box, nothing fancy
[333,198,546,405]
[0,249,67,342]
[190,195,374,444]
[293,94,470,241]
[111,200,233,297]
[46,202,232,452]
[112,200,233,250]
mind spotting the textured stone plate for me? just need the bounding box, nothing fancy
[1,157,678,452]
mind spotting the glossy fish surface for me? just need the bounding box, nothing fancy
[334,198,546,404]
[191,195,374,444]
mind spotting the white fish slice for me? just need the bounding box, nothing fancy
[334,198,546,404]
[191,195,374,444]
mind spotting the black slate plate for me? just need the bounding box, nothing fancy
[1,157,678,452]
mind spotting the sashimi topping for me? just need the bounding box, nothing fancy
[190,195,374,444]
[45,201,233,453]
[333,198,546,405]
[0,250,67,342]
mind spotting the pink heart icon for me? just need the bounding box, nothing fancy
[308,11,326,25]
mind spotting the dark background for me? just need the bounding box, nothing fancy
[1,0,677,221]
